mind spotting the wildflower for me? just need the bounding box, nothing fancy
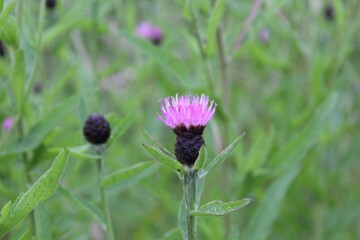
[83,113,111,145]
[0,40,5,57]
[158,94,216,166]
[46,0,56,10]
[136,21,163,45]
[2,117,14,132]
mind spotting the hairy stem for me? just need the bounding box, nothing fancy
[183,169,198,240]
[96,149,115,240]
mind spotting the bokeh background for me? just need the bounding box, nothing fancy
[0,0,359,239]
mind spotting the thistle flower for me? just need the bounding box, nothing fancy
[2,117,14,132]
[136,21,163,45]
[83,113,111,145]
[158,94,216,166]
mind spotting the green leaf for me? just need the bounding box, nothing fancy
[0,16,18,47]
[160,227,182,240]
[69,145,99,160]
[106,113,134,146]
[191,198,252,217]
[0,148,69,238]
[0,96,77,158]
[58,187,105,229]
[118,30,188,82]
[137,124,175,158]
[200,133,245,177]
[244,166,300,240]
[206,0,227,55]
[0,1,15,31]
[194,145,207,171]
[101,161,153,187]
[11,49,26,116]
[34,204,53,240]
[143,144,184,173]
[18,229,31,240]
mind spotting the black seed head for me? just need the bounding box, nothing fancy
[151,36,162,46]
[83,113,111,145]
[0,40,5,57]
[46,0,56,10]
[324,4,335,21]
[174,125,205,166]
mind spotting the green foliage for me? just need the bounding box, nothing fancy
[143,144,185,173]
[191,199,252,217]
[0,0,359,239]
[199,133,245,178]
[0,149,69,237]
[102,161,153,187]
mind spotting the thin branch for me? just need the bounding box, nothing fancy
[232,0,262,53]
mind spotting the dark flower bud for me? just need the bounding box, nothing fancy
[324,4,335,21]
[174,125,205,166]
[46,0,56,10]
[0,40,5,57]
[83,113,111,145]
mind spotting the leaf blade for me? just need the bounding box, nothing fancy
[101,161,153,187]
[191,198,252,217]
[143,144,184,173]
[0,148,69,237]
[200,133,245,177]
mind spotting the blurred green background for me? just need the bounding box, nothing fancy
[0,0,359,239]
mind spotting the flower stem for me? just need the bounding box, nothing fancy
[183,169,198,240]
[96,150,115,240]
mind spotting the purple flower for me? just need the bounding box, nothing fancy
[136,21,163,45]
[2,117,14,132]
[157,94,216,166]
[158,94,216,130]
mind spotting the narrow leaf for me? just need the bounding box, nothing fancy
[191,198,252,217]
[58,187,105,229]
[118,30,188,82]
[244,166,300,240]
[0,1,15,31]
[200,133,245,177]
[34,204,53,240]
[18,229,31,240]
[194,145,207,171]
[0,96,77,158]
[11,49,25,116]
[101,161,153,187]
[137,124,175,158]
[143,144,184,173]
[107,113,134,146]
[0,148,69,237]
[206,0,227,55]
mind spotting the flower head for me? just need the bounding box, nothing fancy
[83,113,111,145]
[157,94,216,166]
[136,21,163,45]
[2,117,14,132]
[157,94,216,130]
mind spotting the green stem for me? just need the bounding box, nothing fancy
[96,151,115,240]
[183,169,198,240]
